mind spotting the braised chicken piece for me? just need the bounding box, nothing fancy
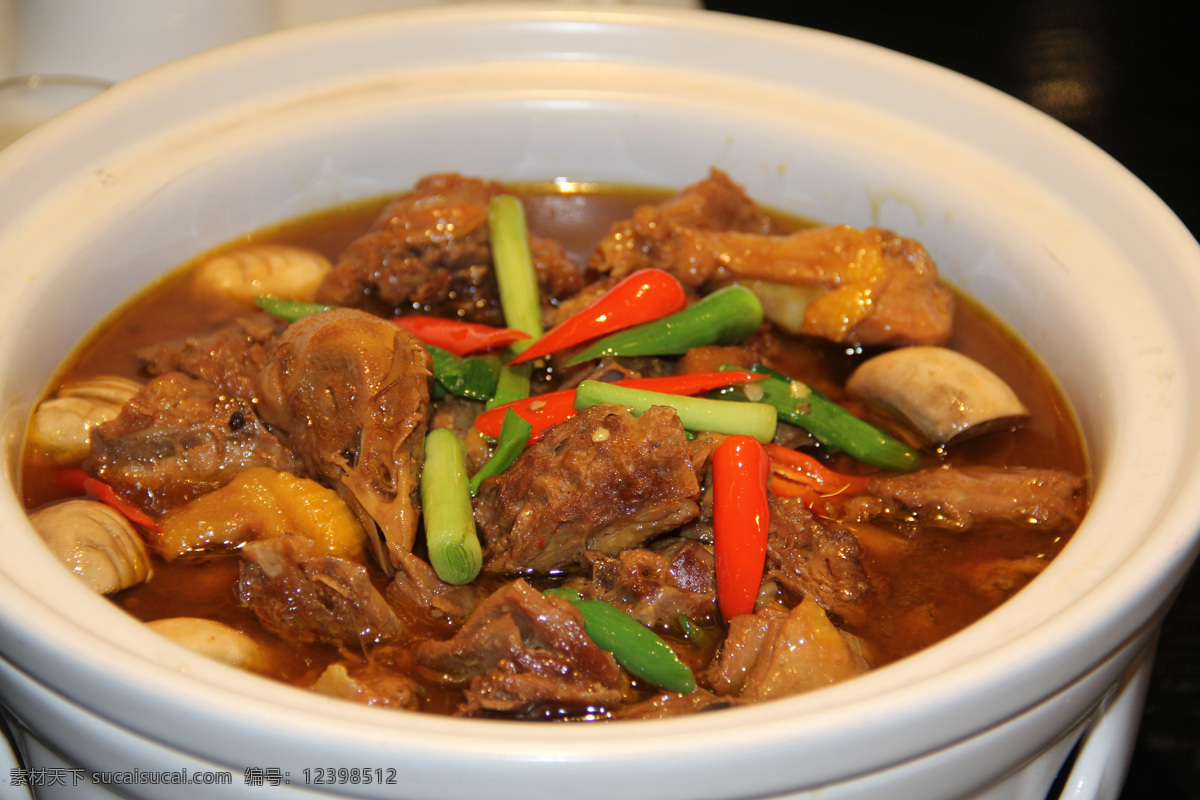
[316,173,584,327]
[253,308,431,568]
[715,226,955,345]
[587,168,776,284]
[705,597,870,702]
[154,466,369,562]
[413,579,624,718]
[238,535,406,649]
[578,539,718,629]
[675,344,760,375]
[385,551,485,623]
[765,497,876,626]
[138,313,283,405]
[842,465,1087,531]
[588,169,954,346]
[311,656,421,710]
[474,404,702,575]
[87,371,302,516]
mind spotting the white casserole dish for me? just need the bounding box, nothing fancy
[1,5,1199,798]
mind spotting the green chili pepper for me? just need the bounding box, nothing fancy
[714,364,920,471]
[469,409,532,496]
[565,284,763,366]
[255,295,335,322]
[545,588,696,694]
[677,614,712,649]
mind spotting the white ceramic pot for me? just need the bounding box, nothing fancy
[1,5,1199,799]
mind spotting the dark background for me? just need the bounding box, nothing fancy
[702,1,1200,797]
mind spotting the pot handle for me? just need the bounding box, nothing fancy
[1053,639,1155,800]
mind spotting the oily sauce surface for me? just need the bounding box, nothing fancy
[21,184,1088,698]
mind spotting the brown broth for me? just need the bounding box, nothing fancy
[20,183,1088,709]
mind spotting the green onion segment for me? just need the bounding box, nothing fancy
[574,380,777,443]
[420,428,482,585]
[469,409,532,496]
[487,195,544,409]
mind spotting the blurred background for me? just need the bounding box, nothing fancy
[700,4,1198,798]
[2,1,1197,797]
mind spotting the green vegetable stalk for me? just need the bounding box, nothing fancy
[677,614,712,649]
[255,295,335,321]
[420,428,483,585]
[716,364,920,471]
[487,195,544,409]
[469,409,532,496]
[545,588,696,694]
[573,380,777,443]
[488,195,544,342]
[426,346,500,402]
[565,283,763,366]
[486,361,533,410]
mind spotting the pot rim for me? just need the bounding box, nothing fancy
[2,4,1199,796]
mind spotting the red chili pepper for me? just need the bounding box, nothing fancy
[770,475,824,507]
[508,269,686,365]
[474,388,580,442]
[58,469,162,531]
[392,316,529,357]
[473,370,766,442]
[616,370,765,396]
[765,443,872,514]
[765,443,871,495]
[712,435,771,620]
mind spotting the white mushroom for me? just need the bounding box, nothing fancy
[29,499,151,594]
[846,346,1030,445]
[145,617,267,671]
[191,244,331,303]
[27,375,140,463]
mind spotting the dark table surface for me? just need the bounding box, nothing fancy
[701,2,1200,797]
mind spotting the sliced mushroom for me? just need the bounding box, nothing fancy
[146,617,267,671]
[192,244,331,303]
[29,499,151,594]
[27,375,141,463]
[846,346,1030,445]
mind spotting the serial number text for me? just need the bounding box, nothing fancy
[303,768,399,786]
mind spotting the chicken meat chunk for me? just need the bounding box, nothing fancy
[253,308,431,568]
